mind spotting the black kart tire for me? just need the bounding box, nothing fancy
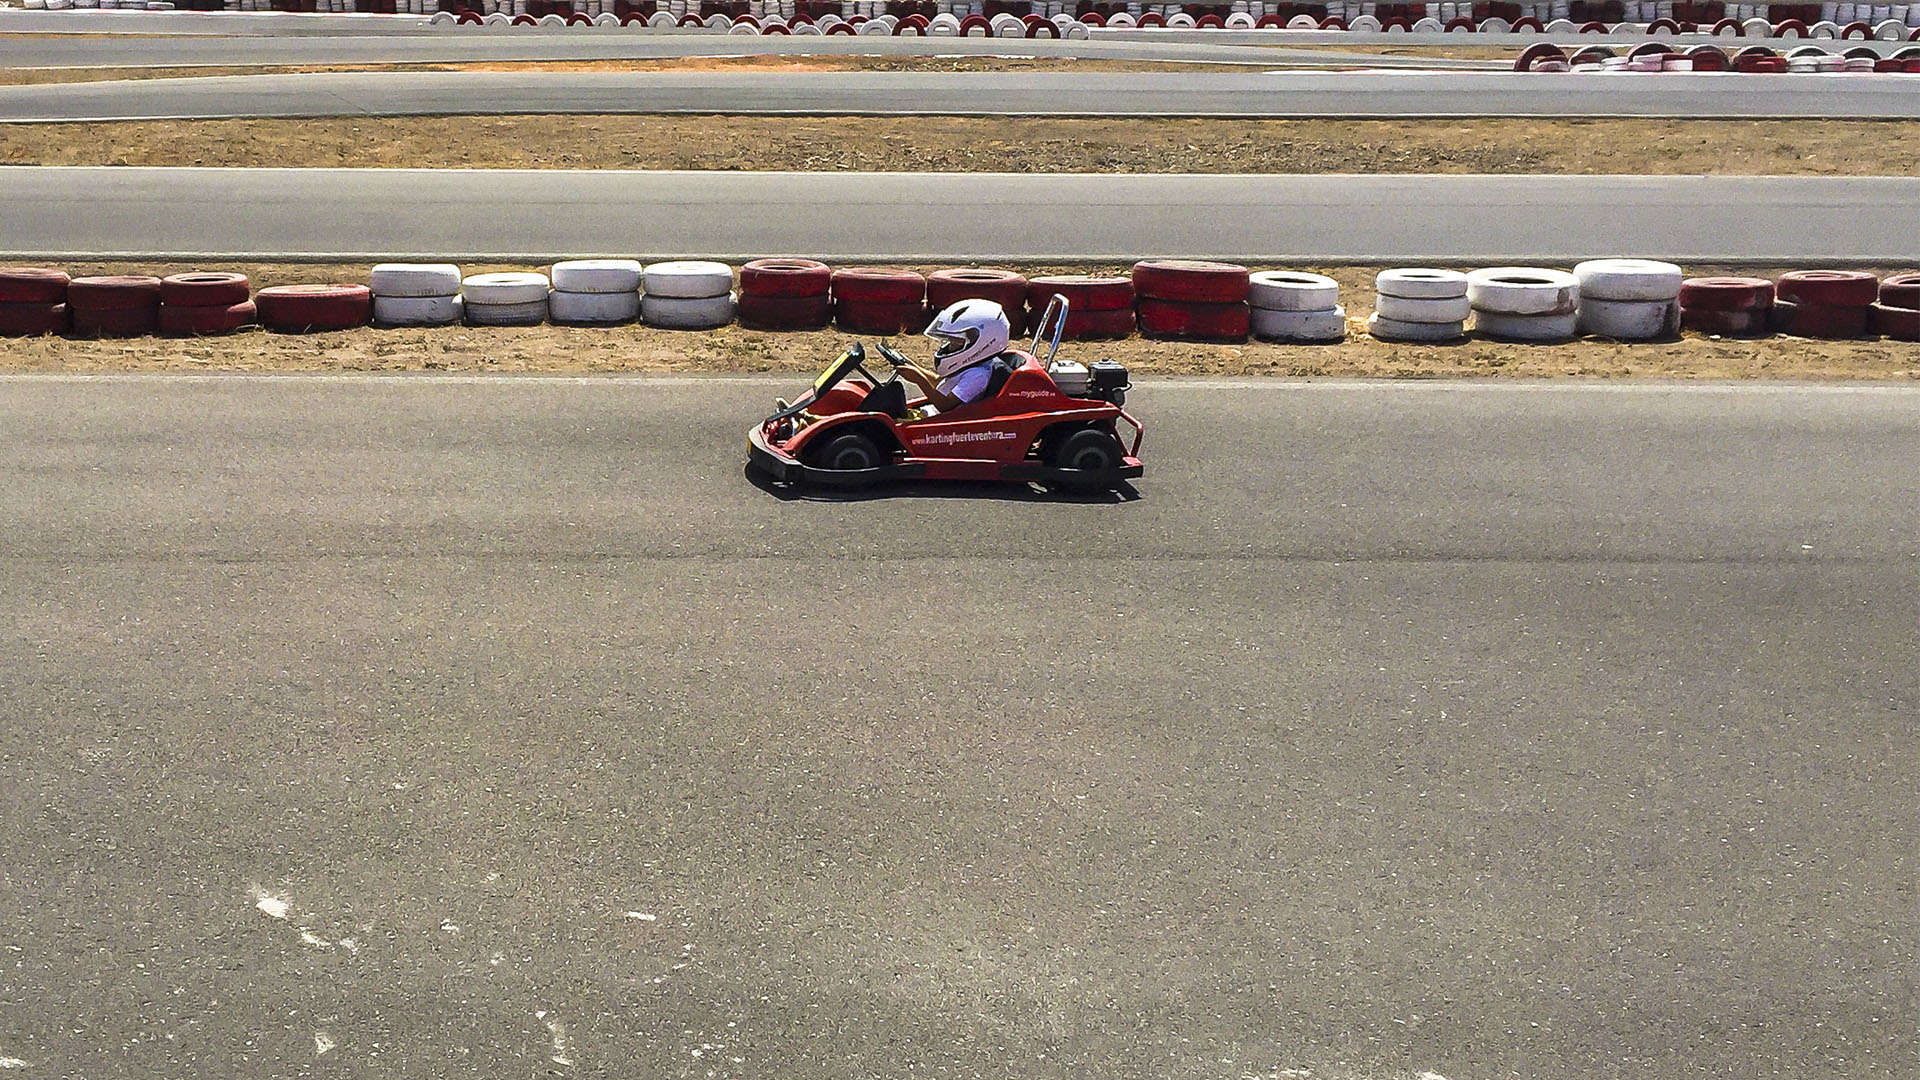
[1050,428,1123,492]
[808,430,884,486]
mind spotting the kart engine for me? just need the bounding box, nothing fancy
[1048,360,1131,406]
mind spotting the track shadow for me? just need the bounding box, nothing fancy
[743,464,1141,505]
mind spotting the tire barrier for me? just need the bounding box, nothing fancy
[1679,276,1775,336]
[372,262,463,327]
[1133,260,1251,344]
[1369,268,1471,342]
[11,259,1920,354]
[643,261,736,330]
[1248,271,1345,343]
[739,258,833,331]
[1771,269,1878,338]
[69,275,161,339]
[463,271,551,326]
[1467,267,1581,343]
[549,258,642,325]
[1026,275,1135,340]
[0,267,72,337]
[832,266,925,334]
[927,268,1031,335]
[255,284,373,333]
[24,0,1920,46]
[1572,259,1682,341]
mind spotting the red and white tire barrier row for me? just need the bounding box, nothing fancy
[1521,40,1920,71]
[6,261,1920,346]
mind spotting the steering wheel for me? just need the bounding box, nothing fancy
[873,341,911,369]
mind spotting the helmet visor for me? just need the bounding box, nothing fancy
[931,327,978,361]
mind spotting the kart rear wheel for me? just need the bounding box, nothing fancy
[1050,428,1124,492]
[807,430,884,486]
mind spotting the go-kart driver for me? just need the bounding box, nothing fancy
[891,299,1015,418]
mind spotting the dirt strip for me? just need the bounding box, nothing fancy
[5,113,1912,174]
[4,262,1915,379]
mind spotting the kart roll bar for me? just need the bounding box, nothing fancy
[1030,293,1069,366]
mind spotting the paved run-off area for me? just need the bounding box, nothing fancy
[0,375,1914,1080]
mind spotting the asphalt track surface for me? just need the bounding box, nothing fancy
[1,374,1915,1080]
[14,68,1920,121]
[10,165,1920,263]
[0,23,1496,69]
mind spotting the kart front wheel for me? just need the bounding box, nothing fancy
[1050,428,1124,492]
[807,430,884,487]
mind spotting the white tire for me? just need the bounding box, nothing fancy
[1348,14,1380,30]
[1287,13,1316,27]
[371,262,463,297]
[1252,305,1346,343]
[1226,11,1255,26]
[465,298,549,326]
[537,12,565,25]
[1368,313,1466,342]
[1375,267,1469,300]
[1479,15,1509,31]
[1412,16,1442,29]
[858,17,889,32]
[728,20,759,32]
[1063,20,1088,35]
[1166,12,1196,26]
[429,10,455,22]
[594,12,619,25]
[647,11,675,26]
[1106,11,1135,25]
[550,288,640,324]
[551,258,643,293]
[1374,294,1472,323]
[643,260,733,298]
[1742,15,1772,34]
[1248,270,1339,312]
[463,272,551,305]
[482,11,508,24]
[642,293,736,330]
[373,293,461,326]
[1572,258,1683,302]
[1576,297,1679,340]
[1472,309,1578,342]
[1466,267,1579,316]
[792,21,823,33]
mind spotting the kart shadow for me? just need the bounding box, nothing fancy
[743,464,1142,505]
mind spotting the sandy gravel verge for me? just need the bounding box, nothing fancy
[3,114,1906,175]
[3,262,1914,380]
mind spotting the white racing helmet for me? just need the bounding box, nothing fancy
[924,299,1011,378]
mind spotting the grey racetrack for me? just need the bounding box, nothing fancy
[13,68,1920,122]
[1,374,1915,1080]
[8,165,1920,262]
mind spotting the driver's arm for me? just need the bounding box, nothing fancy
[893,363,961,412]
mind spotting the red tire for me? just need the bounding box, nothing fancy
[70,305,158,338]
[0,267,70,304]
[1645,16,1680,32]
[1678,276,1774,311]
[1136,298,1250,343]
[160,271,250,307]
[1515,41,1569,71]
[158,300,256,336]
[1871,302,1920,340]
[1711,17,1742,34]
[926,268,1030,331]
[1628,41,1672,58]
[1686,44,1730,69]
[1577,20,1607,32]
[511,13,536,24]
[738,292,833,331]
[1771,299,1868,339]
[1081,11,1105,25]
[1196,13,1224,27]
[1773,18,1808,36]
[1318,16,1346,29]
[1840,20,1871,38]
[1027,274,1134,313]
[741,258,832,298]
[1775,270,1878,308]
[0,302,68,336]
[1059,306,1136,340]
[831,267,925,305]
[566,12,591,24]
[1132,259,1250,304]
[957,12,989,32]
[1025,17,1060,36]
[1876,272,1920,309]
[1136,11,1163,26]
[254,284,373,332]
[68,275,162,310]
[762,22,789,32]
[835,299,926,335]
[1444,15,1475,30]
[1680,307,1770,336]
[676,13,702,25]
[1511,15,1544,31]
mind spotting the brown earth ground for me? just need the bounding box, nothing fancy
[4,113,1910,174]
[4,262,1914,379]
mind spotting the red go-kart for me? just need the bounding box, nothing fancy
[746,297,1144,492]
